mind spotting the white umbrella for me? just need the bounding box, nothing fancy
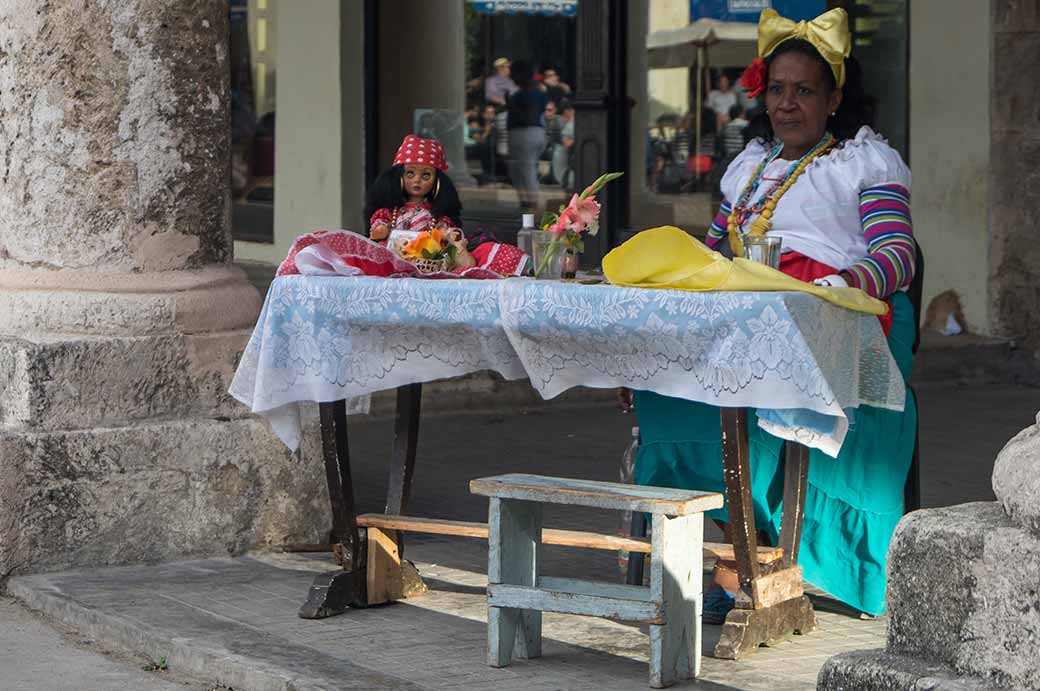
[647,19,758,163]
[647,18,758,69]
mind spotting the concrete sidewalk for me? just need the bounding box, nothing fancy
[8,552,881,691]
[7,383,1040,691]
[0,595,217,691]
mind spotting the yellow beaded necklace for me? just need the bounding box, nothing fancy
[727,133,836,257]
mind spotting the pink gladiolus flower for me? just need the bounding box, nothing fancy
[572,194,600,228]
[551,204,583,233]
[553,194,600,234]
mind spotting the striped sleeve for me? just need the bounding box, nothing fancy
[844,184,915,299]
[705,198,731,250]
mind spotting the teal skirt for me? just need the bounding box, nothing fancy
[633,291,917,616]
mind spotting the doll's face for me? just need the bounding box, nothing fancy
[403,164,436,201]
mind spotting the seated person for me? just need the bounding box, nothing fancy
[623,8,917,622]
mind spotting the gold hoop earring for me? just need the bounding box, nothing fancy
[434,178,441,199]
[400,177,406,193]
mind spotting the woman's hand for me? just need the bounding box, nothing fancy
[370,223,390,241]
[616,387,634,414]
[813,274,848,288]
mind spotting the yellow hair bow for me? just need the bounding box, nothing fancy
[758,8,851,88]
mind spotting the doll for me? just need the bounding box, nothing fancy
[364,135,475,268]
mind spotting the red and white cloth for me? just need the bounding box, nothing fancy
[393,135,448,171]
[277,230,527,279]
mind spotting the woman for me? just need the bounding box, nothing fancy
[627,8,916,620]
[505,60,548,210]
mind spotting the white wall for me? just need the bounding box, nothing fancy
[909,0,991,333]
[234,1,367,265]
[647,0,690,122]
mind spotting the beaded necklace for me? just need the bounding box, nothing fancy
[727,132,836,257]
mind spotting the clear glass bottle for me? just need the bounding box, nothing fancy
[516,212,536,260]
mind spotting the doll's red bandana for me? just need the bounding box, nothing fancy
[393,135,448,172]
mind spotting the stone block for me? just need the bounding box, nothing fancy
[886,502,1040,690]
[0,416,326,577]
[817,649,1003,691]
[0,330,252,431]
[992,415,1040,534]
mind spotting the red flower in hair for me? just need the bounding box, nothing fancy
[739,57,766,99]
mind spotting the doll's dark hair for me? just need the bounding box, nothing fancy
[364,164,463,230]
[744,39,876,144]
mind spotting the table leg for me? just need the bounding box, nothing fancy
[778,441,809,567]
[385,383,422,556]
[298,400,366,619]
[719,408,759,604]
[714,410,817,659]
[386,383,422,515]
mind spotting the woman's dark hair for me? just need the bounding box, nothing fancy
[511,60,535,89]
[744,39,875,144]
[364,164,463,230]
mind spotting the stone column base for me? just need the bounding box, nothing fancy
[817,649,1002,691]
[1,417,326,577]
[819,502,1040,691]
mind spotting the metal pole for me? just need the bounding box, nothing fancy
[695,45,704,171]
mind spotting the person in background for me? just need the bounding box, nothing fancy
[720,103,749,158]
[466,58,487,102]
[552,101,576,192]
[506,60,548,209]
[544,100,562,146]
[708,72,738,124]
[466,110,494,185]
[541,67,572,104]
[494,105,510,171]
[485,57,518,106]
[736,78,760,120]
[473,103,502,183]
[541,100,563,183]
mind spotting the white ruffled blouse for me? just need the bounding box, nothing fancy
[720,126,911,271]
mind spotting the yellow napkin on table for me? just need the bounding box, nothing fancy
[602,226,887,316]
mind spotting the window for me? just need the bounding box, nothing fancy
[230,0,277,243]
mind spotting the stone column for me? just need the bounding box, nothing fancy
[0,0,324,577]
[990,0,1040,348]
[377,0,467,169]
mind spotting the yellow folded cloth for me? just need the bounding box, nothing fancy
[602,226,888,316]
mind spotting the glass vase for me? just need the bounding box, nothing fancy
[531,233,567,280]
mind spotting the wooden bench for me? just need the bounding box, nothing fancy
[470,473,724,688]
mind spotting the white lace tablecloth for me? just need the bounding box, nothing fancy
[229,275,905,456]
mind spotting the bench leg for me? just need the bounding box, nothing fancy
[487,497,542,666]
[649,512,703,687]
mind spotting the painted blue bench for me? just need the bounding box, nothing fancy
[470,473,724,688]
